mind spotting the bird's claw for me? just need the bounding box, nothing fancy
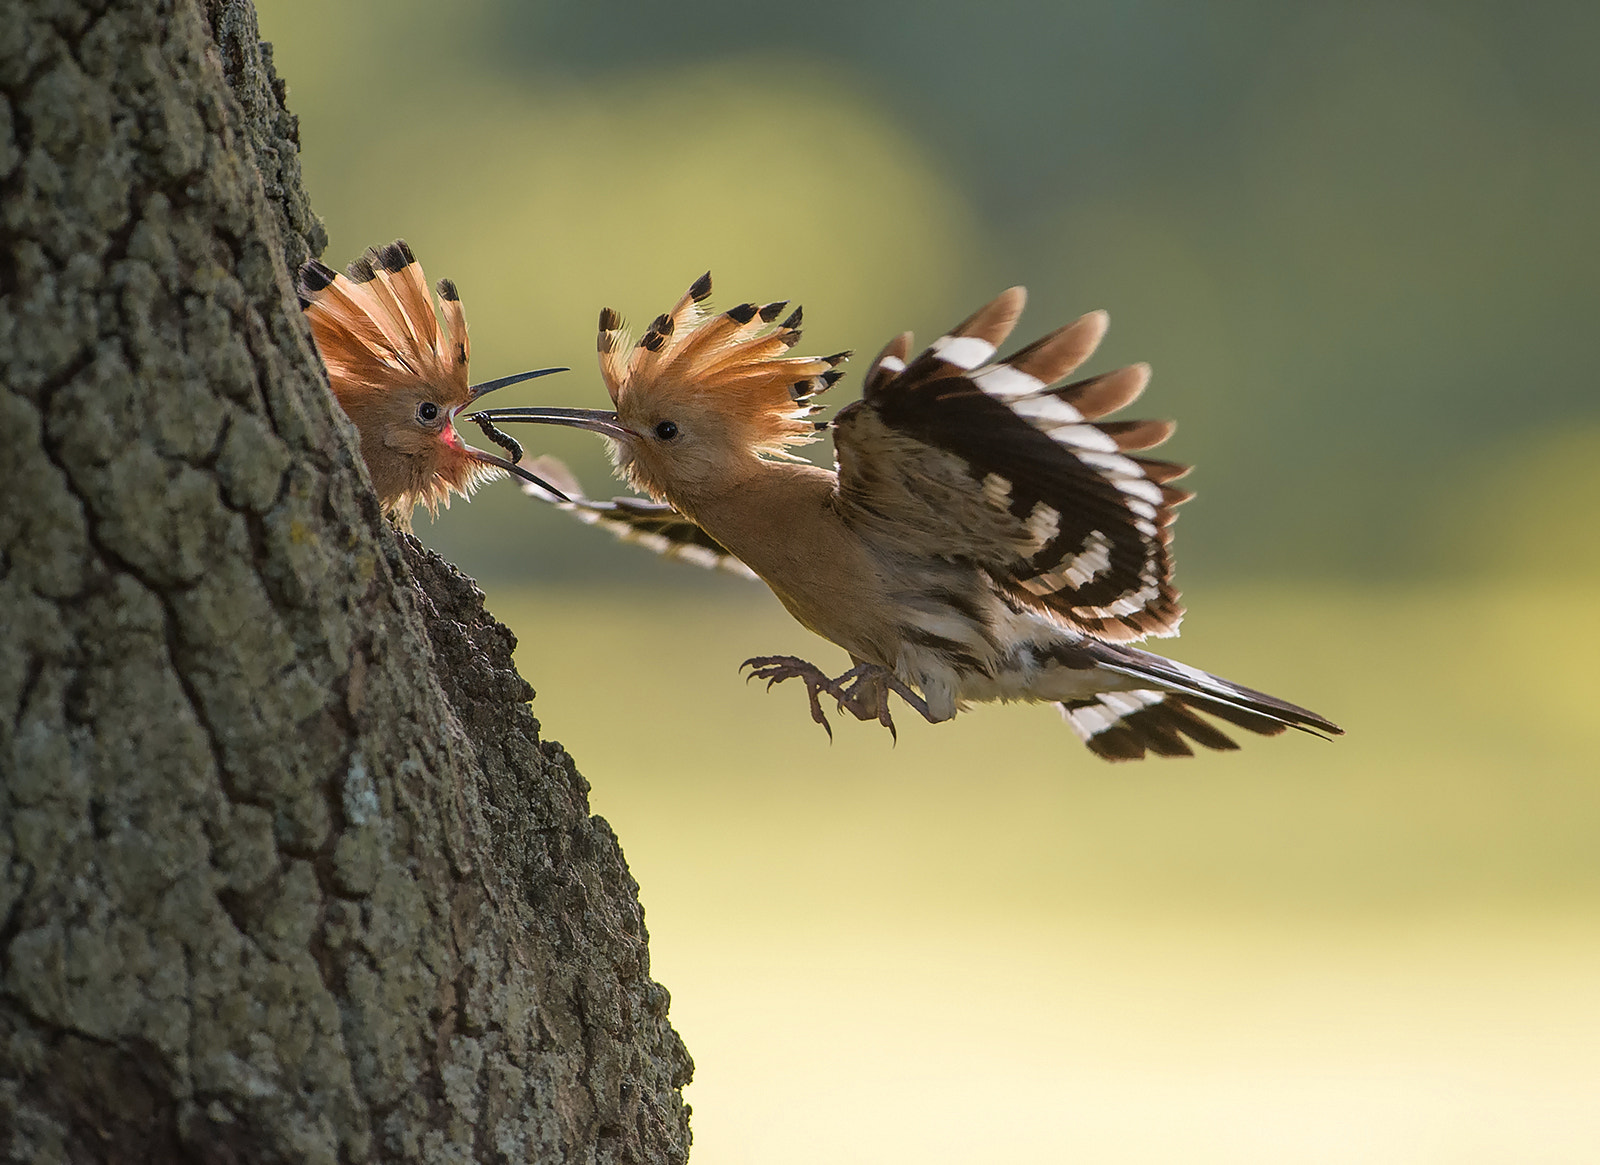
[739,655,931,743]
[740,656,840,739]
[830,663,900,743]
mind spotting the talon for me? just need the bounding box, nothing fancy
[809,696,834,741]
[737,653,927,741]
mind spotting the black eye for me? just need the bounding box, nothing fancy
[654,420,678,440]
[417,401,440,422]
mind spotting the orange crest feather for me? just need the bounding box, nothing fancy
[599,273,850,458]
[299,240,470,412]
[299,240,492,519]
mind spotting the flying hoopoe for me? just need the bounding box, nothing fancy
[296,239,567,524]
[476,276,1342,761]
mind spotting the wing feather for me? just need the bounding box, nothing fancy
[515,456,758,579]
[835,290,1190,641]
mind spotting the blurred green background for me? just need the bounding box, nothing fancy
[259,1,1600,1159]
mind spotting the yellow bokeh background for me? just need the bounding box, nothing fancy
[508,582,1600,1163]
[259,1,1600,1158]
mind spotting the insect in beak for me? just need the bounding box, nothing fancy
[429,367,576,499]
[468,406,635,443]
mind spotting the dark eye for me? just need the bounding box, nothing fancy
[417,401,440,423]
[654,420,678,440]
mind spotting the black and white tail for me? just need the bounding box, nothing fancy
[1060,640,1341,762]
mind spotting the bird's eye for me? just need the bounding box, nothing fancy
[417,401,440,423]
[654,420,679,441]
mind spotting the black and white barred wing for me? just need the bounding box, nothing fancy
[513,454,758,579]
[833,287,1191,642]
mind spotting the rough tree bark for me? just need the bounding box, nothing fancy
[0,1,693,1161]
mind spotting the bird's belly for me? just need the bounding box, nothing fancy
[766,579,898,667]
[951,652,1149,706]
[723,522,908,666]
[897,597,1154,715]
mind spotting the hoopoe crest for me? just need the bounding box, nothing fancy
[591,273,849,502]
[297,239,565,523]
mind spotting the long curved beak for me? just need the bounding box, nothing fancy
[470,406,633,443]
[467,366,568,402]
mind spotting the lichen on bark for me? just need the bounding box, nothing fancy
[0,1,692,1161]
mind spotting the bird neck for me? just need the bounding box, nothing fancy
[662,454,812,528]
[668,455,834,538]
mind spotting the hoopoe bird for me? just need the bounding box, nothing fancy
[476,275,1342,761]
[296,239,567,524]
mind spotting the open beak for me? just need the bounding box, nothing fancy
[467,366,568,403]
[469,406,634,443]
[432,369,574,499]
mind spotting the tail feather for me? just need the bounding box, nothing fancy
[1060,687,1322,763]
[1061,691,1247,761]
[1184,695,1298,737]
[1059,639,1342,762]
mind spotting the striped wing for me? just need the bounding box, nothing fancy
[833,288,1191,642]
[514,455,757,579]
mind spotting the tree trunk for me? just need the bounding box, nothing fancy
[0,1,693,1161]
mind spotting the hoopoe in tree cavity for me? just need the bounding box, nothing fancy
[476,275,1343,761]
[296,239,568,525]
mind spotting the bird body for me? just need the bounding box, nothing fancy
[296,239,565,522]
[480,276,1341,760]
[673,461,894,656]
[681,453,1198,722]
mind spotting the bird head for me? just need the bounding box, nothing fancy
[298,240,566,519]
[471,272,848,509]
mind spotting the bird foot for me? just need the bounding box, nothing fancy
[830,663,942,742]
[740,655,851,739]
[739,656,936,743]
